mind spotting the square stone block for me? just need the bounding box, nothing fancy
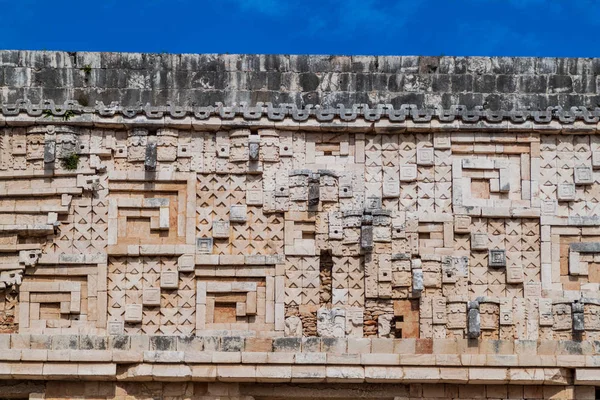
[216,143,230,158]
[230,205,247,222]
[382,181,400,198]
[178,254,195,272]
[161,271,179,289]
[541,199,557,215]
[416,148,434,166]
[339,184,353,198]
[557,183,576,201]
[574,166,593,185]
[275,184,289,197]
[107,320,124,335]
[114,145,127,158]
[246,190,263,205]
[488,249,506,268]
[365,196,382,211]
[212,221,230,239]
[471,232,488,250]
[142,288,161,306]
[434,134,451,149]
[177,144,191,158]
[125,304,143,323]
[196,238,213,254]
[454,215,471,233]
[400,164,417,181]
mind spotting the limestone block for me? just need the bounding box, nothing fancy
[246,190,264,205]
[471,232,488,250]
[160,271,179,289]
[382,180,400,198]
[454,215,471,233]
[575,166,593,185]
[177,254,195,272]
[400,164,418,182]
[412,269,423,294]
[416,148,434,166]
[557,183,576,201]
[573,302,585,332]
[467,301,480,339]
[196,238,214,254]
[144,141,157,171]
[212,221,230,239]
[488,249,506,268]
[229,205,247,222]
[124,304,143,323]
[107,320,124,335]
[593,152,600,169]
[142,288,161,306]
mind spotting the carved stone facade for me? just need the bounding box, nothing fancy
[2,51,600,399]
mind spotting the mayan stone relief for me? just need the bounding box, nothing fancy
[1,120,600,344]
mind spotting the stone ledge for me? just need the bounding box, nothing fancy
[0,349,594,369]
[0,362,572,384]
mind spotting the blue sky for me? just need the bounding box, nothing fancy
[0,0,598,57]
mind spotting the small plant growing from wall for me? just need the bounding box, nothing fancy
[61,153,80,170]
[81,64,92,75]
[42,109,76,121]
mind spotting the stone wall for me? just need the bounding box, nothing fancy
[2,51,600,110]
[1,51,600,399]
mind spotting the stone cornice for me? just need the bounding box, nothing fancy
[2,100,600,133]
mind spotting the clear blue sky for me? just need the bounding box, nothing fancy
[1,0,598,57]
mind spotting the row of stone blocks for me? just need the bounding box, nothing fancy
[6,333,600,353]
[0,361,578,386]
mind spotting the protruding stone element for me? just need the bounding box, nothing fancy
[212,221,230,239]
[488,249,506,268]
[400,164,418,182]
[308,174,320,210]
[593,152,600,169]
[19,249,42,267]
[107,319,124,335]
[160,271,179,289]
[573,301,585,333]
[377,314,393,338]
[196,238,213,254]
[364,197,382,212]
[0,270,23,289]
[177,254,195,272]
[248,134,260,161]
[574,166,593,185]
[284,316,303,337]
[454,215,471,233]
[316,307,345,338]
[144,138,157,171]
[470,232,488,250]
[416,148,434,166]
[142,288,161,306]
[124,304,143,323]
[360,213,373,252]
[246,190,263,205]
[412,267,423,295]
[557,183,576,201]
[467,301,481,339]
[229,205,247,222]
